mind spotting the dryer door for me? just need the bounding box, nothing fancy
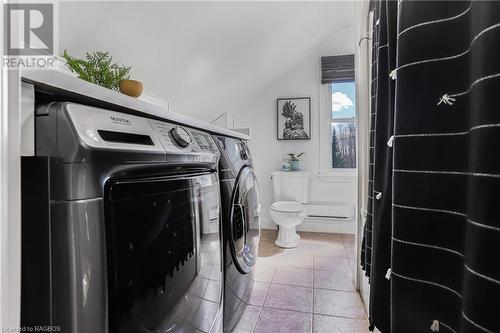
[229,166,261,273]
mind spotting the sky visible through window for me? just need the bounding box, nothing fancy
[331,82,356,119]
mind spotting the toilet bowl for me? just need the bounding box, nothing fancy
[270,201,307,248]
[271,171,310,248]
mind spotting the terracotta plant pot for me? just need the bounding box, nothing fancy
[119,79,143,98]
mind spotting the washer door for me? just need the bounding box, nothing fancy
[105,171,222,333]
[229,166,261,273]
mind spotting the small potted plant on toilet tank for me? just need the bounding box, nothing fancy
[287,152,305,171]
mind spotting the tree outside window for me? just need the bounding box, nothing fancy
[331,81,356,169]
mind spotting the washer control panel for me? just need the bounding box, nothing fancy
[65,104,165,152]
[59,103,218,155]
[149,120,218,153]
[170,126,192,148]
[192,132,218,152]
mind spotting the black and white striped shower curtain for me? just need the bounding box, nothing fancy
[361,1,500,332]
[361,1,397,332]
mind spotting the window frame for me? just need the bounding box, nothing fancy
[318,80,358,182]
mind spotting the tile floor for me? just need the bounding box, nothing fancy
[234,230,370,333]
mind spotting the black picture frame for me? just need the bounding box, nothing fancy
[276,97,311,140]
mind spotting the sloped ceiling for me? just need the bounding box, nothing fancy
[59,1,356,120]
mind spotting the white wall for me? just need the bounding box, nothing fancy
[58,1,357,232]
[58,1,355,120]
[235,30,357,231]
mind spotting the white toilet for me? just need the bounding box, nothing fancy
[270,171,310,248]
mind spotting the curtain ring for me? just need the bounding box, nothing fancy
[358,36,372,46]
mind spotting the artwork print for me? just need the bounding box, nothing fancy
[277,97,311,140]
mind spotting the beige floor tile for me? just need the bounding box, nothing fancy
[273,267,313,287]
[264,283,313,312]
[254,307,312,333]
[314,289,366,319]
[344,245,355,259]
[314,256,352,272]
[313,315,370,333]
[259,243,283,257]
[299,231,343,242]
[278,252,314,269]
[251,232,367,332]
[244,281,270,306]
[257,250,313,269]
[260,239,278,248]
[253,263,277,283]
[313,269,355,292]
[341,234,355,245]
[348,258,356,274]
[293,240,347,256]
[260,229,278,241]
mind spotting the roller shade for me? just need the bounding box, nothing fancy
[321,54,355,84]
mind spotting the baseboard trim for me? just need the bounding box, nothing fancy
[260,217,355,234]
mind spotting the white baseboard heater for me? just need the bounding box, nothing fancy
[308,215,350,219]
[305,201,355,220]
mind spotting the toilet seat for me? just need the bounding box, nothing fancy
[271,201,305,213]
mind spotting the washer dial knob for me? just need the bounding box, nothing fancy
[170,126,192,148]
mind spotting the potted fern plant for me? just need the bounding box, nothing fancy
[287,152,305,171]
[62,50,143,97]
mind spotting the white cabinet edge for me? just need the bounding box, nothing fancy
[21,70,250,140]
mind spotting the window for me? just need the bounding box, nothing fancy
[319,54,356,180]
[330,81,356,169]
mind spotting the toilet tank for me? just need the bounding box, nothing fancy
[272,171,310,203]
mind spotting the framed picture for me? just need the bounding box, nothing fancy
[277,97,311,140]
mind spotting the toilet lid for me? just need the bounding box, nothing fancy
[271,201,305,213]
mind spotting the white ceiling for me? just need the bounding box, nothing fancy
[59,1,356,119]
